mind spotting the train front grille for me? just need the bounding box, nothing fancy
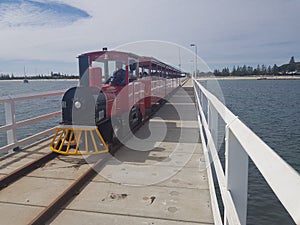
[50,125,109,155]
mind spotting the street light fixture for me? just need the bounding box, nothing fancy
[190,44,197,79]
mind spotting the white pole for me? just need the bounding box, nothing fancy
[190,44,198,79]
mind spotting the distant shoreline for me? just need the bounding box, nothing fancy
[1,76,300,82]
[197,75,300,80]
[0,79,78,82]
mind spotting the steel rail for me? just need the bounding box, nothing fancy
[0,152,58,190]
[29,153,111,225]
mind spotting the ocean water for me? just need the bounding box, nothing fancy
[204,79,300,225]
[0,80,78,147]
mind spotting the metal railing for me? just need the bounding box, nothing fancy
[193,79,300,225]
[0,91,65,155]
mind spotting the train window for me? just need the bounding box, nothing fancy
[91,61,106,82]
[92,60,126,83]
[128,58,138,82]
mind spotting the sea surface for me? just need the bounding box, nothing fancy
[0,80,78,147]
[204,79,299,225]
[0,79,299,224]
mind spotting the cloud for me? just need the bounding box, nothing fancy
[0,0,299,75]
[0,0,90,28]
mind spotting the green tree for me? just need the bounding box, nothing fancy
[213,69,222,76]
[272,64,279,75]
[221,67,230,76]
[288,56,296,71]
[289,56,295,64]
[231,66,237,76]
[267,66,272,75]
[256,64,261,75]
[247,66,253,75]
[261,64,267,75]
[241,65,247,75]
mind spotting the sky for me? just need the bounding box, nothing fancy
[0,0,299,76]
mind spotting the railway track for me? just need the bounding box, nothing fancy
[0,142,116,224]
[29,153,112,225]
[0,132,132,224]
[0,152,58,190]
[0,86,183,225]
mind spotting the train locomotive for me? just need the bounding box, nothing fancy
[50,49,184,155]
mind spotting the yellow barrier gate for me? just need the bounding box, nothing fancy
[50,125,109,155]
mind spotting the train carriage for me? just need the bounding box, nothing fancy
[50,49,183,155]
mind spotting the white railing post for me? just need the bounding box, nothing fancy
[225,125,248,225]
[208,104,218,145]
[0,90,65,154]
[4,98,17,150]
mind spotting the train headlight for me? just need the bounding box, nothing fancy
[74,101,82,109]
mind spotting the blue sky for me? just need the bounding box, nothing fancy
[0,0,299,76]
[0,0,90,27]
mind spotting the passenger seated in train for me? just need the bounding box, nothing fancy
[111,62,126,86]
[138,71,148,78]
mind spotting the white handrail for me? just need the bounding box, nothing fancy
[0,91,65,155]
[0,90,65,102]
[194,82,241,225]
[193,79,300,225]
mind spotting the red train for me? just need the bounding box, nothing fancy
[51,49,185,155]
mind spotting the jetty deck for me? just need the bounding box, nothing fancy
[0,79,214,225]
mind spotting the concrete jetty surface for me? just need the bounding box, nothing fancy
[0,79,214,225]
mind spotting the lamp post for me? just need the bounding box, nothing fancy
[190,44,197,79]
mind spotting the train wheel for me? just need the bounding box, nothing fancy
[129,107,142,131]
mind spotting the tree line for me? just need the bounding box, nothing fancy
[213,64,280,76]
[213,56,300,76]
[0,72,79,80]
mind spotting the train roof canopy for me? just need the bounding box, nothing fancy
[79,50,181,73]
